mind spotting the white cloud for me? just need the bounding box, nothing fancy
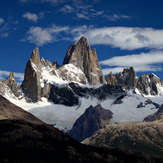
[0,18,4,24]
[23,12,38,22]
[100,51,163,75]
[73,27,163,50]
[105,14,130,21]
[0,70,24,82]
[23,25,163,52]
[1,32,9,38]
[59,4,104,20]
[59,5,75,13]
[76,13,89,20]
[24,25,70,46]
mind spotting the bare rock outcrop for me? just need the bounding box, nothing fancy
[63,36,106,85]
[105,67,163,95]
[22,47,42,101]
[69,104,113,142]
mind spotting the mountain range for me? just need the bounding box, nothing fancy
[0,36,163,160]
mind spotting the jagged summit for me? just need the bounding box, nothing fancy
[30,47,40,65]
[5,72,17,87]
[5,72,15,81]
[63,36,106,85]
[22,47,42,101]
[53,60,59,69]
[105,67,163,95]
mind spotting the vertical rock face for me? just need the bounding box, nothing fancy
[4,72,21,97]
[53,60,59,69]
[22,47,41,101]
[30,47,40,65]
[63,36,106,85]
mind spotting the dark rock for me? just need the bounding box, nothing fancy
[48,84,79,106]
[137,102,145,108]
[112,95,126,105]
[69,104,113,142]
[137,99,160,109]
[91,84,126,100]
[144,104,163,122]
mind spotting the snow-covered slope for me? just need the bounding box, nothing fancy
[3,88,161,132]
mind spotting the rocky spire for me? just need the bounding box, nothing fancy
[53,60,59,69]
[4,72,21,97]
[5,72,16,86]
[106,67,138,90]
[22,47,41,101]
[63,36,106,85]
[105,72,117,86]
[30,47,40,65]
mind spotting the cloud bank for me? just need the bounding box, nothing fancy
[24,25,163,50]
[73,27,163,50]
[100,51,163,75]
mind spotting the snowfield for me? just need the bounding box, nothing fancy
[4,88,162,132]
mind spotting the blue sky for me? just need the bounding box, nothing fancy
[1,0,163,83]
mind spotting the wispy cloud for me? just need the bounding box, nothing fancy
[22,12,39,22]
[59,5,75,13]
[19,0,87,4]
[0,18,4,25]
[0,70,24,82]
[105,14,130,21]
[59,4,104,20]
[0,17,19,38]
[100,51,163,75]
[23,24,70,46]
[1,33,9,38]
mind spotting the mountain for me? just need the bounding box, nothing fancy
[0,37,163,131]
[105,67,163,95]
[63,36,106,85]
[69,104,113,142]
[1,95,161,163]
